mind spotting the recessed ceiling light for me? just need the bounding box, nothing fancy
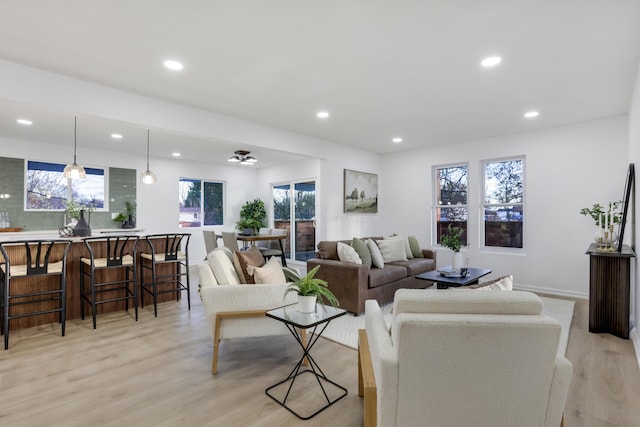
[172,152,181,157]
[481,56,502,67]
[163,59,183,71]
[111,133,123,139]
[316,111,330,119]
[16,118,32,125]
[524,111,540,118]
[392,137,403,143]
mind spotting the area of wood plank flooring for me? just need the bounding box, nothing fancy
[1,285,638,426]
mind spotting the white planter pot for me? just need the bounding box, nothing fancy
[298,295,317,313]
[452,252,464,272]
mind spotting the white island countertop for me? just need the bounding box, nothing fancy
[0,229,145,242]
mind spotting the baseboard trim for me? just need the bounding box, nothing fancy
[513,283,589,300]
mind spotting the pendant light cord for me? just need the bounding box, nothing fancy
[146,129,150,170]
[74,116,78,163]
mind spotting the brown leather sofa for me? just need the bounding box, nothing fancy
[306,237,437,314]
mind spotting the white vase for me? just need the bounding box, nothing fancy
[452,252,464,272]
[298,295,317,313]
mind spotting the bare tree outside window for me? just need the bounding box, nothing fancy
[483,158,524,248]
[434,165,468,245]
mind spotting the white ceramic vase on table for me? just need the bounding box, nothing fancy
[452,252,464,272]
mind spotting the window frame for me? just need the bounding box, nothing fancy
[433,163,469,248]
[178,177,225,228]
[481,156,525,251]
[24,159,109,212]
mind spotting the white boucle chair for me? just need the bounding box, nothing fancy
[359,289,572,427]
[198,247,303,374]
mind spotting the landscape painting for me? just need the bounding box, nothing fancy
[344,169,378,213]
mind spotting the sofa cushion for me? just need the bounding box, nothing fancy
[338,242,363,264]
[472,275,513,290]
[387,258,436,275]
[235,246,266,284]
[351,238,372,268]
[248,257,287,284]
[368,264,408,288]
[376,238,408,263]
[366,239,385,268]
[207,248,241,285]
[317,240,339,260]
[385,234,413,259]
[408,236,424,258]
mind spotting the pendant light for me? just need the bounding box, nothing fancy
[63,116,87,179]
[140,129,157,184]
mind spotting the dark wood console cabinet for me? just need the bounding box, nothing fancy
[586,243,635,339]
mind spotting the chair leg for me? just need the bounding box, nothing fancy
[151,261,158,317]
[80,265,85,320]
[3,279,9,350]
[185,261,191,311]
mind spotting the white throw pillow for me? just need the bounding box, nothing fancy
[249,257,287,284]
[207,248,240,285]
[337,242,363,264]
[384,234,413,259]
[376,238,408,263]
[366,239,385,268]
[478,275,513,291]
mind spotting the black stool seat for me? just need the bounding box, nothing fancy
[139,233,191,317]
[0,239,71,350]
[80,235,139,329]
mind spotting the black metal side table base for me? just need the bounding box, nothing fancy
[265,369,348,420]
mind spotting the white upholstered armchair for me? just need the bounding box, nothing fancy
[198,247,301,374]
[359,289,572,427]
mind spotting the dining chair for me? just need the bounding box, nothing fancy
[221,232,240,252]
[203,230,218,256]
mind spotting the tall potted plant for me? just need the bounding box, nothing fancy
[284,265,339,313]
[440,224,464,272]
[235,198,267,235]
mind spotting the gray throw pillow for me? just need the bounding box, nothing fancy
[351,237,372,268]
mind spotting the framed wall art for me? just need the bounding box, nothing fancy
[343,169,378,213]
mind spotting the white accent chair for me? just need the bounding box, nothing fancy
[359,289,572,427]
[198,247,302,374]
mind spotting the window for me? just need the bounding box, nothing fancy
[272,180,316,261]
[178,178,223,228]
[434,164,468,246]
[26,160,106,210]
[482,157,524,248]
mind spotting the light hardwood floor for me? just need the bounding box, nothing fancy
[1,289,638,426]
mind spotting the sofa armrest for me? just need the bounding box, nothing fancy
[307,258,370,314]
[545,355,573,427]
[421,248,437,262]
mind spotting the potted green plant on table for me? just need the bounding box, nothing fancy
[235,198,267,235]
[284,265,339,313]
[440,224,465,272]
[113,201,136,229]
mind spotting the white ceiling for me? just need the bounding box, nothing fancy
[0,0,639,164]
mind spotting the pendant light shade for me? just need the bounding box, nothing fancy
[140,129,157,184]
[63,116,86,179]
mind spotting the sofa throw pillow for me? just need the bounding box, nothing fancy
[249,256,287,284]
[235,245,266,284]
[317,241,339,260]
[376,238,408,263]
[351,238,372,268]
[366,239,385,268]
[384,234,413,259]
[207,248,241,285]
[337,241,363,264]
[408,236,424,258]
[477,275,513,291]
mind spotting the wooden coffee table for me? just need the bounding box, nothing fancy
[416,266,492,289]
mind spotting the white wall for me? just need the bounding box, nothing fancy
[628,61,640,363]
[381,116,628,298]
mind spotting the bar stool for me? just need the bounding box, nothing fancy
[0,239,72,350]
[80,235,139,329]
[138,233,191,317]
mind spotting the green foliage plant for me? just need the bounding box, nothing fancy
[284,265,339,308]
[236,198,267,233]
[64,200,95,221]
[440,224,464,252]
[580,201,621,229]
